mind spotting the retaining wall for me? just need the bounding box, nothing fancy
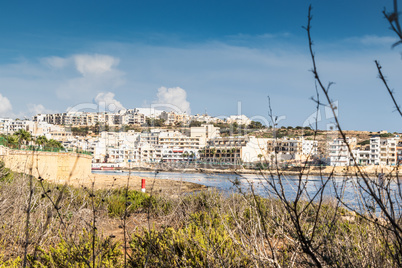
[0,146,92,183]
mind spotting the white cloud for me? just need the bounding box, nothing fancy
[47,54,125,100]
[341,35,398,47]
[0,93,13,117]
[73,54,120,76]
[2,36,402,131]
[94,92,125,112]
[154,86,191,114]
[43,56,70,69]
[27,103,55,115]
[359,35,397,46]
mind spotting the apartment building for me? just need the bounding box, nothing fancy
[156,147,198,162]
[36,112,119,126]
[159,131,201,150]
[397,141,402,164]
[266,137,318,162]
[328,136,399,166]
[0,118,14,134]
[113,109,146,125]
[328,137,357,166]
[134,108,164,118]
[191,114,224,124]
[267,138,300,154]
[369,136,398,166]
[351,145,370,166]
[90,128,208,166]
[301,139,318,156]
[139,129,162,146]
[7,120,35,133]
[159,111,176,125]
[190,124,220,147]
[203,136,268,164]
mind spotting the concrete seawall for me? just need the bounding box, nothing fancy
[0,146,92,183]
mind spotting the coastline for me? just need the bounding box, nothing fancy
[77,165,401,194]
[118,165,401,178]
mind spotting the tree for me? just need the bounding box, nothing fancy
[36,136,48,147]
[210,148,216,163]
[45,139,64,151]
[146,118,165,127]
[6,135,19,148]
[249,120,264,129]
[182,152,189,161]
[94,122,100,135]
[14,129,31,147]
[189,120,202,127]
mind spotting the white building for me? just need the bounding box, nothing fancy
[190,124,220,147]
[159,131,201,150]
[204,136,269,164]
[0,118,13,134]
[226,115,251,125]
[157,146,198,162]
[301,138,318,156]
[134,108,164,118]
[351,148,370,166]
[369,136,398,166]
[191,114,224,124]
[328,137,356,166]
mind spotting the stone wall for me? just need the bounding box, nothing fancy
[0,146,92,183]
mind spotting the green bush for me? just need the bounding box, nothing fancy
[29,229,122,268]
[0,255,21,268]
[129,211,253,267]
[106,189,159,217]
[0,162,13,183]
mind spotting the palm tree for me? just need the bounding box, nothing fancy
[210,148,216,164]
[6,135,19,148]
[182,152,189,162]
[14,129,31,148]
[46,139,64,151]
[36,136,48,150]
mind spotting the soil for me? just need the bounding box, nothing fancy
[46,173,207,194]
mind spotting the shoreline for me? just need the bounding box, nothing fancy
[116,165,401,178]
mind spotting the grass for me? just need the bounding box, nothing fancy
[0,164,400,267]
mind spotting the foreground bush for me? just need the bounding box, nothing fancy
[130,211,254,267]
[0,164,400,267]
[28,229,122,268]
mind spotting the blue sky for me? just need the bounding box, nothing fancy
[0,0,402,131]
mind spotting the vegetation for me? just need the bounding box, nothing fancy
[0,165,400,267]
[145,118,166,127]
[189,120,202,127]
[248,120,265,129]
[379,132,395,138]
[0,133,64,151]
[358,139,370,146]
[71,126,90,136]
